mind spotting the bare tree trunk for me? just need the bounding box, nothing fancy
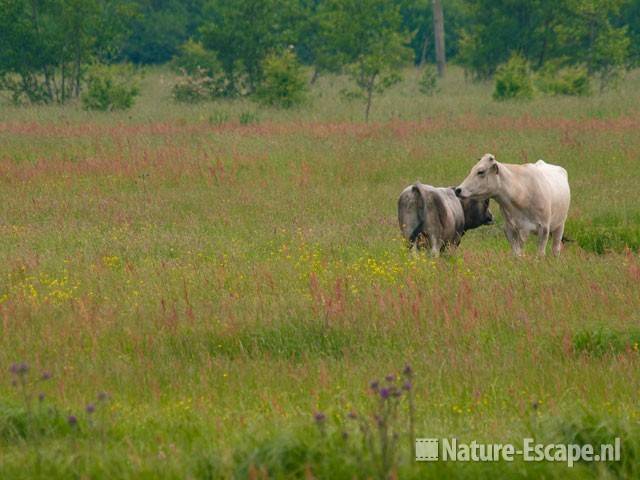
[433,0,446,77]
[364,74,376,122]
[74,37,82,97]
[418,30,429,68]
[310,66,319,85]
[61,63,66,103]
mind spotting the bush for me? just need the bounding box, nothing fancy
[171,67,227,103]
[568,214,640,254]
[493,54,533,101]
[572,327,640,356]
[536,63,591,96]
[171,40,221,77]
[418,65,438,95]
[254,50,308,108]
[81,64,140,111]
[239,111,259,125]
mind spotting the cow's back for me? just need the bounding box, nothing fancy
[425,186,465,243]
[533,160,571,228]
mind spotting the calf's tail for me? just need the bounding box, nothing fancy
[408,184,425,243]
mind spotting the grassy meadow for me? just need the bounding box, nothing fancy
[1,67,640,478]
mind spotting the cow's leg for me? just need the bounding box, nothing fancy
[536,224,550,256]
[551,224,564,257]
[427,233,441,258]
[504,224,524,256]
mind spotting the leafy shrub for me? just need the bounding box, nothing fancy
[548,414,639,477]
[254,50,308,108]
[418,64,438,95]
[493,54,533,101]
[239,111,258,125]
[536,63,591,96]
[170,42,232,103]
[568,215,640,254]
[572,327,640,356]
[208,111,230,126]
[81,64,140,111]
[171,67,223,103]
[171,40,220,76]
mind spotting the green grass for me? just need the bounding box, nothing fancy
[1,66,640,478]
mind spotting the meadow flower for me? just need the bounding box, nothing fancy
[41,371,52,381]
[86,404,96,414]
[10,362,28,376]
[379,388,390,400]
[68,415,78,426]
[370,380,380,392]
[402,381,412,391]
[402,364,413,377]
[385,374,396,382]
[314,412,326,423]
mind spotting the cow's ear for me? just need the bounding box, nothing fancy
[492,163,499,174]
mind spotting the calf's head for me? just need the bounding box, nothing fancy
[455,153,499,200]
[460,197,493,230]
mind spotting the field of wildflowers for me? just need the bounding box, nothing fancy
[1,67,640,478]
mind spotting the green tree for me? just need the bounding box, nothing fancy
[0,0,132,104]
[255,49,308,108]
[200,0,303,96]
[458,0,630,88]
[121,0,206,65]
[554,0,630,91]
[319,0,412,121]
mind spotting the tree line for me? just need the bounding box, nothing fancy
[1,0,638,114]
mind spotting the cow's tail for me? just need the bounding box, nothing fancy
[408,183,425,243]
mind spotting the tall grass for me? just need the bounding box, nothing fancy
[1,67,639,478]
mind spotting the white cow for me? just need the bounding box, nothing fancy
[455,154,570,256]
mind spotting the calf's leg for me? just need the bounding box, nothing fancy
[427,233,441,258]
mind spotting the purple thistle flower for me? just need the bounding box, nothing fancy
[402,381,412,391]
[41,371,52,381]
[385,374,396,382]
[370,380,379,392]
[86,404,95,414]
[313,412,326,423]
[403,364,413,377]
[380,388,390,400]
[68,415,78,426]
[10,362,28,376]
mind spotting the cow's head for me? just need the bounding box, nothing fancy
[455,153,499,200]
[459,197,494,230]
